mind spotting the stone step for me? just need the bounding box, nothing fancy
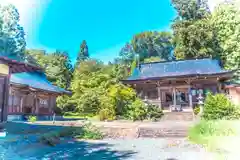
[161,112,194,121]
[138,128,188,138]
[101,126,190,138]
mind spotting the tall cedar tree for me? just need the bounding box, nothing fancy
[75,40,89,68]
[0,4,26,60]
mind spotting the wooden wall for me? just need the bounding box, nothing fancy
[8,87,58,115]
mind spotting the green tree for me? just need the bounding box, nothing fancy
[25,49,73,89]
[211,2,240,79]
[131,31,173,61]
[171,0,221,59]
[0,4,26,59]
[75,40,89,67]
[171,0,209,20]
[118,43,135,66]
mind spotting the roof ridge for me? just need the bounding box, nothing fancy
[140,58,214,65]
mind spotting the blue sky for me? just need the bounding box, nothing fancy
[3,0,177,63]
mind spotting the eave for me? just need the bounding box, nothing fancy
[0,56,42,73]
[121,71,234,84]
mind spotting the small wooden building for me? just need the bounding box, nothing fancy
[0,56,70,122]
[8,71,70,121]
[0,56,42,123]
[122,58,239,112]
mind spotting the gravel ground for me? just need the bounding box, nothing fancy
[0,136,216,160]
[0,122,216,160]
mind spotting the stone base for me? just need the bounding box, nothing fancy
[161,112,194,121]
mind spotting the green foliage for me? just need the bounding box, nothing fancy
[130,57,137,75]
[25,49,73,89]
[39,131,60,146]
[70,59,140,120]
[202,93,240,120]
[39,123,103,146]
[99,108,115,121]
[193,106,200,115]
[144,56,161,63]
[211,2,240,79]
[117,43,135,66]
[107,84,136,116]
[188,120,236,146]
[131,31,173,61]
[172,18,221,59]
[0,4,26,59]
[75,40,89,67]
[146,104,164,121]
[126,99,147,121]
[28,116,37,123]
[79,122,103,140]
[171,0,223,60]
[171,0,209,20]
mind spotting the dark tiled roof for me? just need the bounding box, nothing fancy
[126,58,232,81]
[10,72,71,94]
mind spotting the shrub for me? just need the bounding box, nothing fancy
[99,108,115,121]
[202,93,240,120]
[107,84,136,116]
[79,122,103,140]
[28,116,37,123]
[146,104,164,121]
[39,131,60,146]
[126,98,147,121]
[193,106,200,115]
[39,123,103,146]
[77,91,101,115]
[99,95,116,121]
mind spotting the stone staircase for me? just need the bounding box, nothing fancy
[161,111,194,121]
[138,127,188,138]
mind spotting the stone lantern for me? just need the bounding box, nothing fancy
[197,90,204,115]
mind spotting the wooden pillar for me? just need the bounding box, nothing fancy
[20,95,24,113]
[12,92,14,113]
[173,87,176,108]
[157,87,162,108]
[48,95,52,114]
[188,85,193,108]
[217,82,222,93]
[157,82,162,109]
[35,93,39,115]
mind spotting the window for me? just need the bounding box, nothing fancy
[39,98,48,107]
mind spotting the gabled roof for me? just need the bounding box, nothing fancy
[0,56,42,73]
[124,58,233,81]
[10,72,71,95]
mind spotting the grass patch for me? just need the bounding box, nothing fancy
[188,120,240,156]
[28,116,37,123]
[39,122,103,146]
[63,114,100,120]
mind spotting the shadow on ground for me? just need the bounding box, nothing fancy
[1,122,136,160]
